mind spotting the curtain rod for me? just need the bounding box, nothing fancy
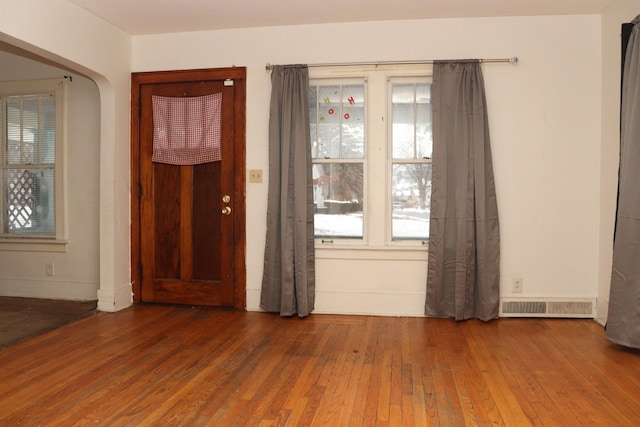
[265,56,518,72]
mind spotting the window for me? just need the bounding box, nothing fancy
[310,80,365,239]
[310,70,432,246]
[389,79,432,241]
[0,78,66,240]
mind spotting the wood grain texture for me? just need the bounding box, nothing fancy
[1,306,639,426]
[131,68,246,309]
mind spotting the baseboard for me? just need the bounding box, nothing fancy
[97,282,133,312]
[595,298,608,326]
[0,278,98,301]
[249,290,599,319]
[500,297,596,318]
[246,288,426,317]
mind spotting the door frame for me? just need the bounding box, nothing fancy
[130,67,246,309]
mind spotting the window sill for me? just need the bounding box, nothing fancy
[0,238,69,253]
[315,244,428,261]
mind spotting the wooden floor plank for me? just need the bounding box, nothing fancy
[311,318,369,425]
[541,320,640,426]
[1,306,640,426]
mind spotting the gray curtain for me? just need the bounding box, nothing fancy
[606,15,640,348]
[425,61,500,322]
[260,65,316,317]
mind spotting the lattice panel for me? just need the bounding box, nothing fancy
[6,169,35,230]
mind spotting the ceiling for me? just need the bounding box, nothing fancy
[69,0,614,36]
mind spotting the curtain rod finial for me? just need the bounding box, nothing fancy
[265,63,273,72]
[509,56,518,64]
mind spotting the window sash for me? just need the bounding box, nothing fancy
[313,160,364,239]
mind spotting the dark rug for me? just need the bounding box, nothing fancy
[0,297,97,349]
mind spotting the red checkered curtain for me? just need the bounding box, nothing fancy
[152,92,222,165]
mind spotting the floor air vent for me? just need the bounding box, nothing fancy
[500,299,595,318]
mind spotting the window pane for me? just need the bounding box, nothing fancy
[317,85,341,158]
[391,163,431,240]
[341,85,364,159]
[39,96,56,164]
[313,163,363,238]
[392,106,414,158]
[392,84,415,159]
[310,83,365,160]
[5,94,55,165]
[392,83,432,160]
[3,168,55,235]
[391,84,416,159]
[416,84,432,159]
[6,97,26,165]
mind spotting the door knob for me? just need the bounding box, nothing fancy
[222,206,232,215]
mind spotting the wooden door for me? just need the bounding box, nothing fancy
[131,68,246,308]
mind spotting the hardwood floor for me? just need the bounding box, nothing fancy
[0,305,639,426]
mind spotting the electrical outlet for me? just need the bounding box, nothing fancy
[249,169,263,183]
[512,277,523,293]
[46,262,54,277]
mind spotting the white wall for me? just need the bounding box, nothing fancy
[0,0,133,311]
[598,0,640,325]
[0,3,616,317]
[134,15,604,316]
[0,50,100,300]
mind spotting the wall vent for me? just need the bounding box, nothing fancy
[502,301,546,314]
[500,298,595,318]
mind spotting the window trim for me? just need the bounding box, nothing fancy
[0,77,68,249]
